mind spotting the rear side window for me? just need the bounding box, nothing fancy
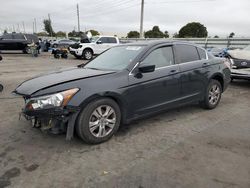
[175,44,200,63]
[197,48,207,60]
[2,34,13,39]
[141,46,174,68]
[107,37,117,43]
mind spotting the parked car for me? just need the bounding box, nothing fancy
[69,36,119,60]
[226,45,250,68]
[0,33,39,53]
[52,39,76,48]
[13,41,231,144]
[231,68,250,81]
[206,47,228,58]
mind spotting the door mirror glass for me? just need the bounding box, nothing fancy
[138,65,155,73]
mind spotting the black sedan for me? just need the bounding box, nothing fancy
[14,41,231,144]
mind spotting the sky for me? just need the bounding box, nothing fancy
[0,0,249,37]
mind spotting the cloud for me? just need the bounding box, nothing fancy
[0,0,249,37]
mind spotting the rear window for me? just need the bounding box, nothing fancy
[175,44,200,63]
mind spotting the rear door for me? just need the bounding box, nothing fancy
[174,44,209,102]
[13,34,26,50]
[127,45,181,116]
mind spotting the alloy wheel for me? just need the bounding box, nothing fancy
[208,84,221,106]
[89,105,116,138]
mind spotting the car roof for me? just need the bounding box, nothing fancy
[119,40,199,48]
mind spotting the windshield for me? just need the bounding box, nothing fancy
[90,37,99,43]
[244,45,250,51]
[84,46,144,71]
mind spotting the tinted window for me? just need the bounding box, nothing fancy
[13,34,25,39]
[2,34,13,39]
[197,47,207,60]
[141,46,174,68]
[107,37,117,43]
[98,37,109,43]
[175,44,200,63]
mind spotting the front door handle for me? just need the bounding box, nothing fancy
[202,62,209,67]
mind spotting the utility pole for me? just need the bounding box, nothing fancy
[140,0,144,38]
[34,18,37,33]
[17,24,20,33]
[77,4,80,32]
[48,14,52,37]
[22,21,26,33]
[32,21,34,34]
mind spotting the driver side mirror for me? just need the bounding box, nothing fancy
[96,40,102,44]
[138,65,155,73]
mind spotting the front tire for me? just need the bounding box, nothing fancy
[200,79,222,109]
[83,49,93,60]
[76,98,121,144]
[22,46,29,54]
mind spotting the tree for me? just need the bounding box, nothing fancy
[144,26,168,38]
[88,30,100,36]
[3,29,8,34]
[36,32,48,36]
[214,35,219,38]
[56,31,66,37]
[173,32,179,38]
[178,22,208,38]
[127,31,140,38]
[43,19,55,36]
[68,30,85,37]
[229,32,235,38]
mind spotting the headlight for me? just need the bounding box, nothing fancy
[26,88,79,110]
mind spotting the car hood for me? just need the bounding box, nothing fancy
[14,67,115,96]
[227,50,250,60]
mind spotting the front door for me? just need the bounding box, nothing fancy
[127,46,181,117]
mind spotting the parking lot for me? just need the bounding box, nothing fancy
[0,53,250,188]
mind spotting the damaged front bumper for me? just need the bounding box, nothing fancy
[21,106,80,140]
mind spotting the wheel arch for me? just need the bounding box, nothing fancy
[78,92,127,124]
[83,47,94,54]
[210,73,224,92]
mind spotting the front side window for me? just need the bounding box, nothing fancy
[13,34,25,40]
[141,46,174,68]
[175,44,200,63]
[98,37,109,43]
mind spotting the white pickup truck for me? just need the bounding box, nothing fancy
[69,36,119,60]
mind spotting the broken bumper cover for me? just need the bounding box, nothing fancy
[21,106,80,140]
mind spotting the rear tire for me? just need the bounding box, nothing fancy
[76,98,121,144]
[200,79,222,109]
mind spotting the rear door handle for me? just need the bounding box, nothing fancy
[170,69,178,73]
